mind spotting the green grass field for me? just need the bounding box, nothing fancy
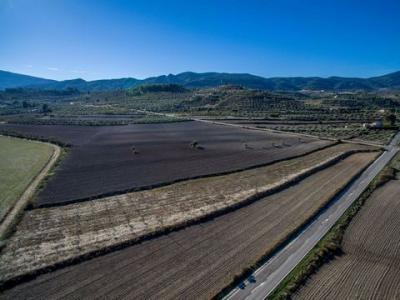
[0,136,54,222]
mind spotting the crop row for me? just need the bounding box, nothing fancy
[0,143,372,285]
[295,171,400,299]
[0,152,378,299]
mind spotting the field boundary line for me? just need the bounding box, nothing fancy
[341,139,385,149]
[0,136,61,240]
[0,131,72,148]
[0,149,378,291]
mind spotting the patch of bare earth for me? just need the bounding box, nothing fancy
[0,152,377,299]
[294,179,400,300]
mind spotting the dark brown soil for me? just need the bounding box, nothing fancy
[0,122,330,207]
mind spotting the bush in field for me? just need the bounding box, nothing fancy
[190,140,198,148]
[131,146,139,155]
[190,140,204,150]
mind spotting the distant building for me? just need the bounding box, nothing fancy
[370,119,383,129]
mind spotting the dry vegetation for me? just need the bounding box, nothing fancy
[294,176,400,299]
[0,143,374,287]
[0,151,378,299]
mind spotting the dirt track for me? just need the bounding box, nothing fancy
[294,179,400,300]
[0,152,376,299]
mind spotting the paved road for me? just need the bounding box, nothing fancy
[224,131,400,300]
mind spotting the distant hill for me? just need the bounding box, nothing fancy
[143,72,273,89]
[34,78,140,91]
[128,84,188,95]
[1,69,400,92]
[0,70,56,90]
[369,71,400,88]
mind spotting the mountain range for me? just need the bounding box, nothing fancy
[1,69,400,92]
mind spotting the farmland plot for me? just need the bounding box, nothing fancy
[0,143,371,284]
[294,179,400,300]
[0,152,377,299]
[0,122,331,206]
[0,135,54,222]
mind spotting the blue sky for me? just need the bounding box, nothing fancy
[1,0,399,80]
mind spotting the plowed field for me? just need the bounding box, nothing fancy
[0,152,377,299]
[0,143,370,284]
[294,179,400,300]
[0,122,331,207]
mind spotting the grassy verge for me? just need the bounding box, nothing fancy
[0,136,54,221]
[0,145,66,242]
[268,151,400,300]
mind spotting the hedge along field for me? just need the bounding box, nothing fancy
[0,122,331,207]
[0,135,54,222]
[0,152,378,299]
[294,178,400,300]
[0,143,374,288]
